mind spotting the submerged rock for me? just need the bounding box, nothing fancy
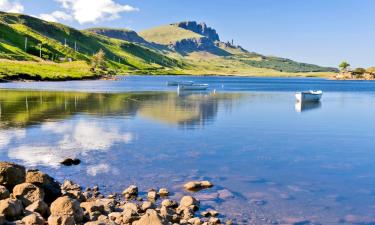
[60,158,81,166]
[184,181,214,191]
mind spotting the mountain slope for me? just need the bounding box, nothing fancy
[0,12,338,80]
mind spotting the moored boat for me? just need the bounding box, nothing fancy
[295,90,323,102]
[166,81,194,86]
[178,84,209,91]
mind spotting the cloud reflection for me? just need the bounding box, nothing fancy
[7,121,133,168]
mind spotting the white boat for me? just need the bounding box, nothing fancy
[167,81,194,86]
[295,90,323,102]
[178,84,209,91]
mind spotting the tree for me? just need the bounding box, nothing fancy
[353,67,366,75]
[91,49,106,71]
[339,61,350,72]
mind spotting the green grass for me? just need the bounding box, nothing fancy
[139,25,203,44]
[0,60,96,80]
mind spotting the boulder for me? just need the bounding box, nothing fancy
[180,196,199,208]
[184,181,213,191]
[25,169,61,204]
[158,188,169,197]
[25,200,49,217]
[133,209,167,225]
[47,215,75,225]
[61,180,85,202]
[122,185,138,199]
[0,186,10,200]
[80,201,105,214]
[122,207,139,224]
[161,199,177,208]
[0,162,25,189]
[0,198,23,220]
[141,201,154,211]
[147,190,158,201]
[50,196,83,223]
[21,212,45,225]
[60,158,81,166]
[13,183,44,207]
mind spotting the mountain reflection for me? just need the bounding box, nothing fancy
[0,90,244,129]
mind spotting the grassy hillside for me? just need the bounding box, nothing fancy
[139,25,203,45]
[0,12,338,80]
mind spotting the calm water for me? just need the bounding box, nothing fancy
[1,76,375,224]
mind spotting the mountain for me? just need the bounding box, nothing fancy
[0,12,338,80]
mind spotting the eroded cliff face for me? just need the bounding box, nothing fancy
[170,37,230,56]
[87,28,148,44]
[172,21,220,42]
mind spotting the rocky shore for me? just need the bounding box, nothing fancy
[0,162,230,225]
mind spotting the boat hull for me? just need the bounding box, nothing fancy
[167,81,194,86]
[295,92,322,102]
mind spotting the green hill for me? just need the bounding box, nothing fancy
[0,12,338,80]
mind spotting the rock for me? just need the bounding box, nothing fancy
[50,196,83,223]
[158,188,169,197]
[0,214,4,225]
[122,207,139,224]
[133,209,167,225]
[121,203,138,212]
[208,210,219,217]
[141,201,154,211]
[21,213,45,225]
[122,185,138,199]
[180,196,199,208]
[108,212,122,221]
[80,201,105,214]
[61,180,85,202]
[0,198,23,220]
[0,162,26,189]
[161,199,177,208]
[0,186,10,200]
[217,189,234,200]
[25,169,61,204]
[147,190,158,201]
[25,200,49,217]
[209,217,221,224]
[173,21,220,42]
[183,181,213,191]
[225,220,233,225]
[96,198,116,214]
[188,217,201,225]
[60,158,81,166]
[13,183,44,207]
[47,215,75,225]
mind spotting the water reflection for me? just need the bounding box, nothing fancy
[295,101,322,113]
[0,90,243,129]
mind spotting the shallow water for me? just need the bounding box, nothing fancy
[1,76,375,224]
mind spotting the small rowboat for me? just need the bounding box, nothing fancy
[166,81,194,86]
[178,84,209,91]
[295,90,323,102]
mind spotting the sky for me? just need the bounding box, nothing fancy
[0,0,374,68]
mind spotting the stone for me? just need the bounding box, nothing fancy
[147,190,158,201]
[209,217,221,224]
[0,198,23,220]
[0,162,26,189]
[208,210,219,217]
[141,201,154,211]
[121,203,138,212]
[60,158,81,166]
[183,181,213,191]
[25,169,61,204]
[47,215,75,225]
[217,189,234,200]
[158,188,169,197]
[61,180,85,202]
[80,201,105,214]
[50,196,84,223]
[133,209,167,225]
[122,207,139,224]
[108,212,122,221]
[25,200,49,217]
[180,196,199,208]
[13,183,44,207]
[188,217,202,225]
[122,185,138,199]
[21,212,45,225]
[0,186,10,200]
[161,199,177,208]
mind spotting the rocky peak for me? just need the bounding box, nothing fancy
[172,21,220,42]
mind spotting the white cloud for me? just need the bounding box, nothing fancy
[38,11,72,23]
[54,0,139,24]
[0,129,26,149]
[0,0,24,13]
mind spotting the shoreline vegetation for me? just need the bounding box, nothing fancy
[0,162,230,225]
[0,12,339,82]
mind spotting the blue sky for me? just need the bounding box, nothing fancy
[1,0,374,67]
